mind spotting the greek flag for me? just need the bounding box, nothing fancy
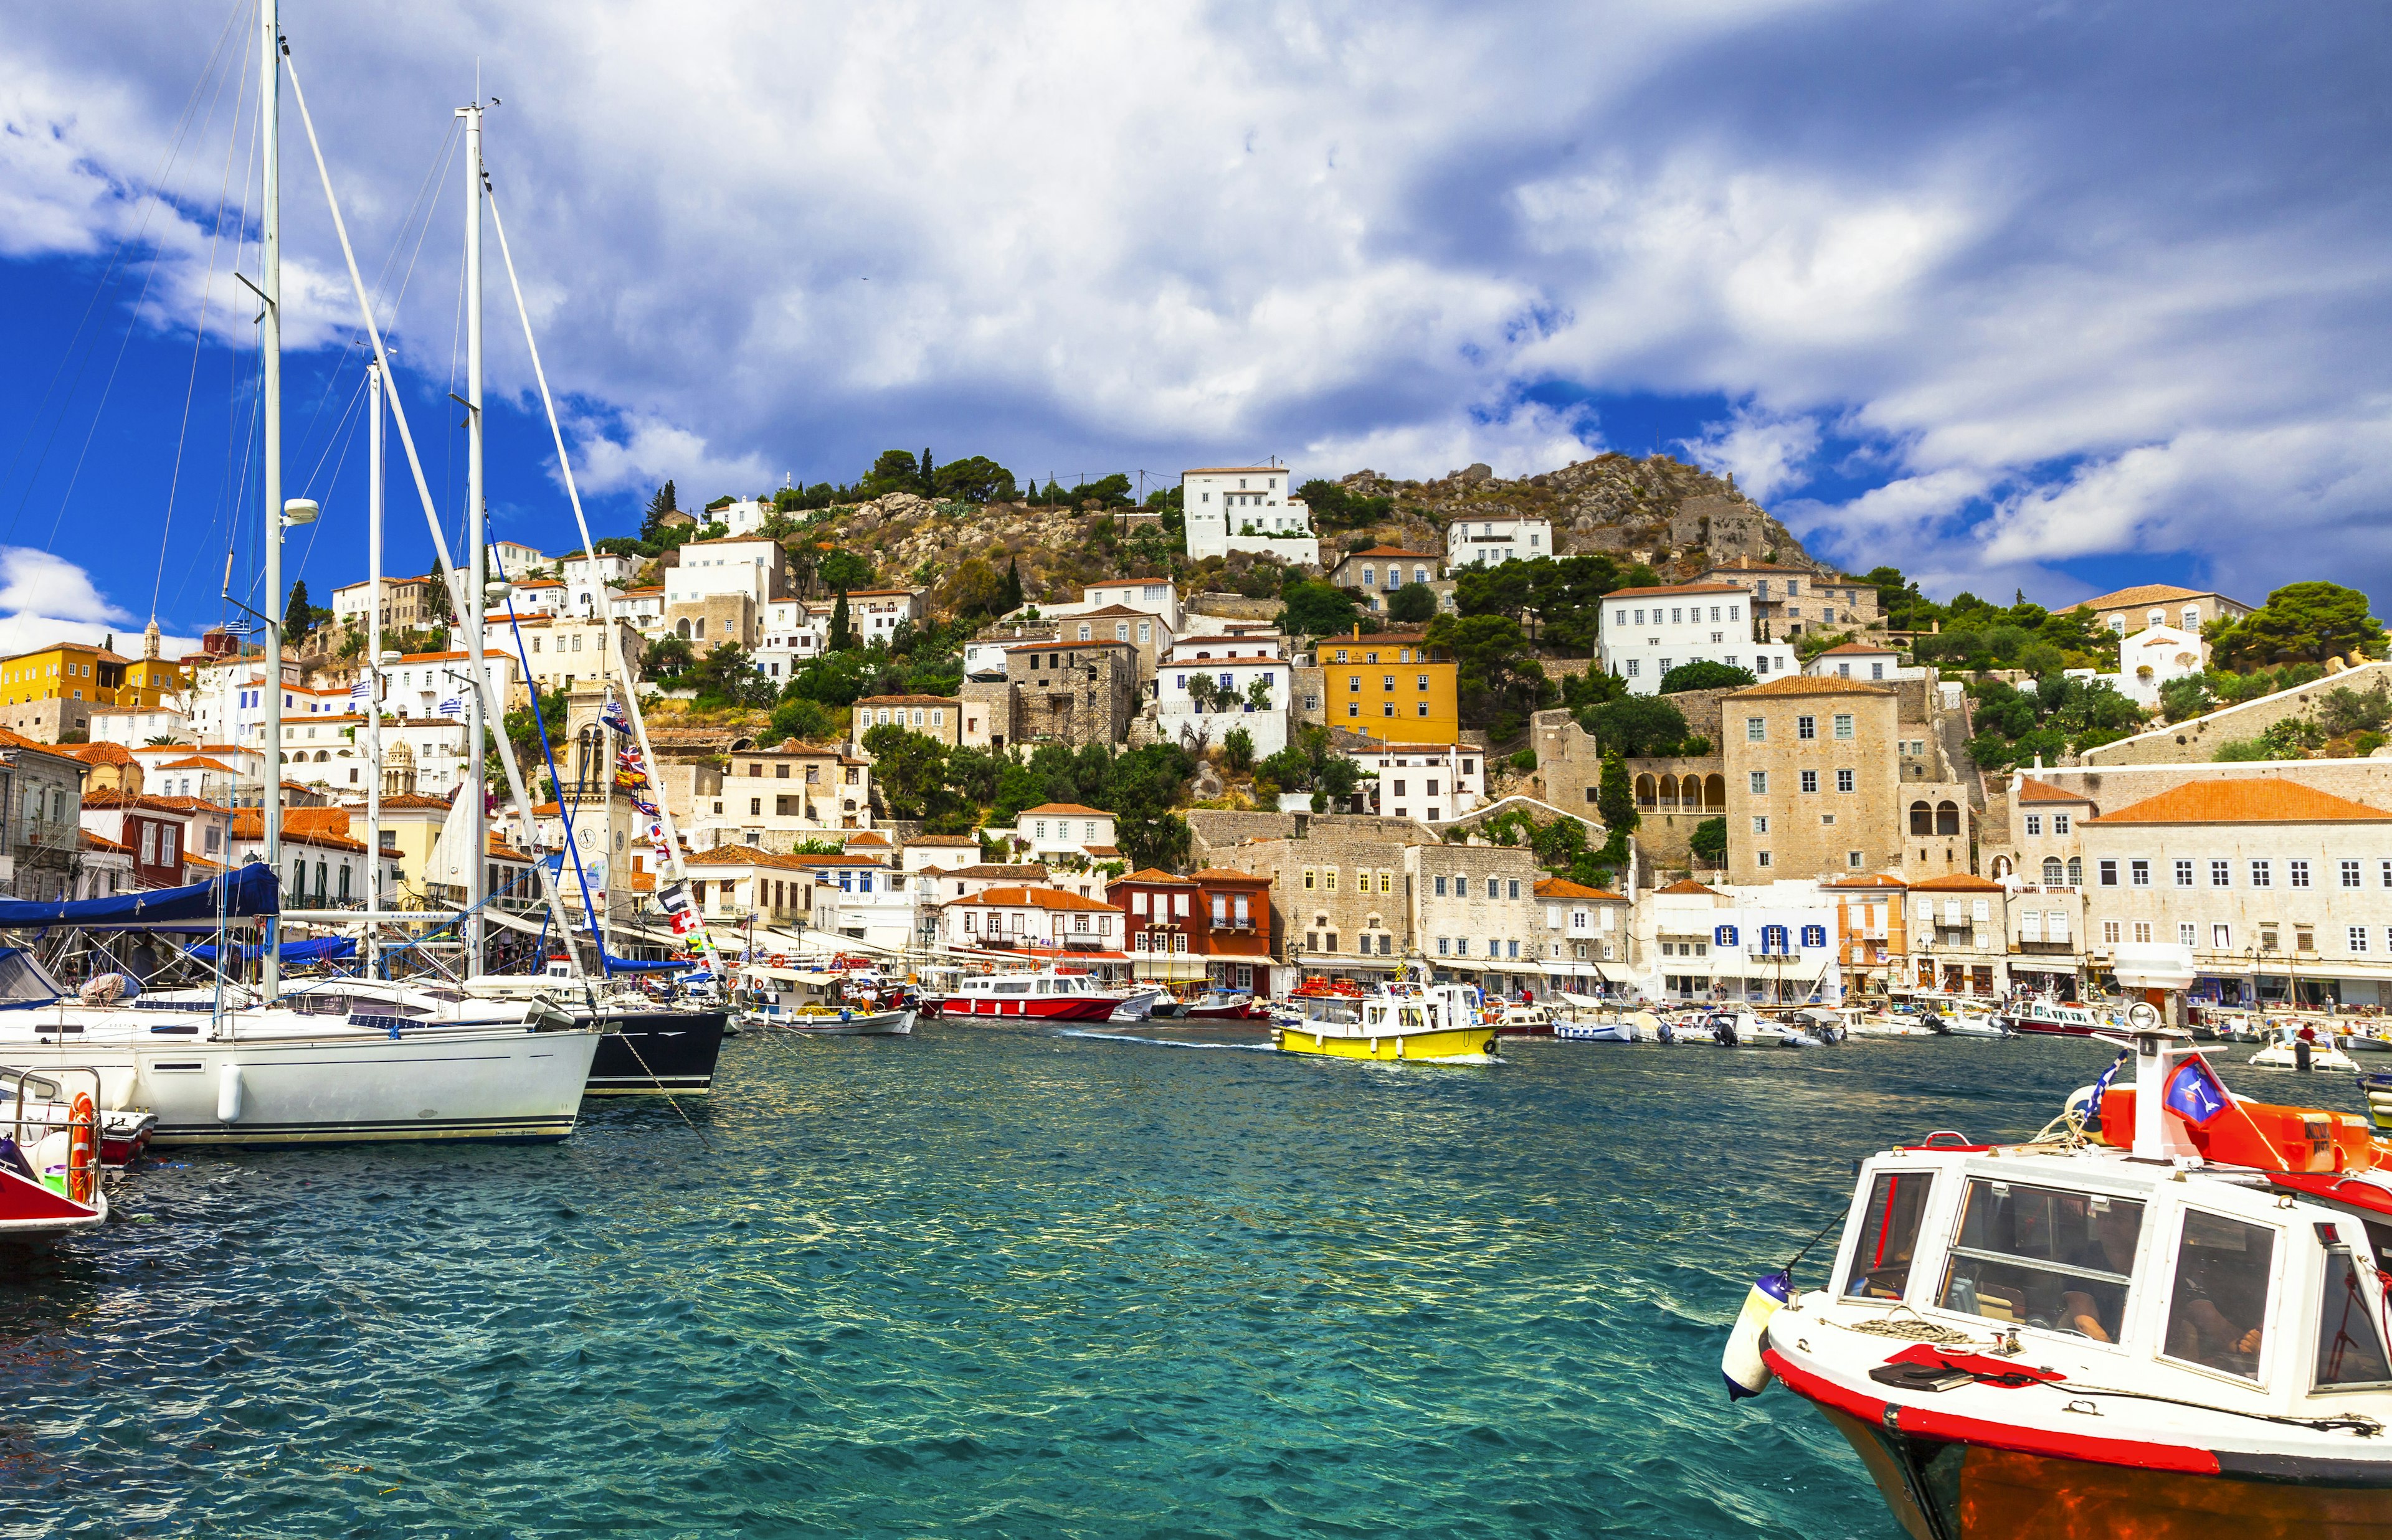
[348,678,371,706]
[438,696,463,717]
[2081,1049,2130,1133]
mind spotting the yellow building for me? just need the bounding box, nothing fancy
[1318,629,1458,745]
[0,623,186,712]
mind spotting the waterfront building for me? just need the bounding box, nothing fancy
[939,884,1125,953]
[1598,583,1795,693]
[1106,867,1274,991]
[1635,877,1844,1003]
[1208,821,1436,985]
[1821,872,1907,998]
[1900,874,2011,997]
[1443,515,1551,570]
[1408,841,1543,998]
[913,862,1053,902]
[679,845,818,930]
[1180,466,1320,566]
[1533,876,1633,994]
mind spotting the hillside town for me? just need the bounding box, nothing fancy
[11,453,2388,1017]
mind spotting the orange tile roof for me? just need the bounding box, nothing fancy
[1602,583,1748,600]
[853,694,959,707]
[1187,867,1270,884]
[1184,466,1288,475]
[1084,844,1123,858]
[1823,873,1909,889]
[81,831,128,854]
[1020,803,1110,818]
[1534,877,1625,900]
[1112,867,1192,885]
[946,886,1120,912]
[154,756,237,773]
[2087,780,2392,824]
[1655,878,1722,895]
[1730,676,1896,699]
[2079,583,2242,612]
[1337,546,1441,560]
[64,742,135,765]
[1908,874,2007,892]
[922,863,1050,880]
[2013,776,2094,804]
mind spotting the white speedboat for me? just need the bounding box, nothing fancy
[1925,1004,2013,1039]
[2248,1026,2358,1072]
[926,968,1127,1022]
[733,965,914,1034]
[1723,1028,2392,1537]
[0,952,597,1147]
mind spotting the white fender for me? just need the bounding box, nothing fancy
[1722,1269,1792,1401]
[216,1063,244,1124]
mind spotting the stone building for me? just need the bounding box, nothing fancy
[1407,841,1542,996]
[1006,639,1141,749]
[2078,583,2254,640]
[1206,820,1436,980]
[2,729,87,901]
[1533,876,1633,992]
[1698,557,1881,637]
[676,739,874,846]
[1902,873,2011,998]
[1722,676,1972,885]
[850,694,963,757]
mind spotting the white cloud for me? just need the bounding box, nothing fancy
[1679,403,1822,502]
[0,547,196,658]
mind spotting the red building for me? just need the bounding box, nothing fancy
[1106,867,1273,991]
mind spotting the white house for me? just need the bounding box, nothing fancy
[489,540,547,577]
[899,834,984,874]
[1805,641,1924,683]
[805,588,926,646]
[712,498,774,538]
[501,577,565,616]
[1634,879,1844,1004]
[610,585,667,638]
[1350,742,1486,823]
[754,598,829,681]
[1180,466,1320,565]
[1445,516,1553,569]
[990,803,1120,864]
[87,704,194,747]
[1157,656,1289,757]
[379,649,523,721]
[1040,580,1184,633]
[1163,630,1286,664]
[666,536,782,607]
[560,549,638,619]
[939,884,1124,953]
[812,868,929,954]
[278,714,477,799]
[2100,623,2205,709]
[1598,583,1795,696]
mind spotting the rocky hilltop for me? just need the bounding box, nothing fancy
[800,452,1825,606]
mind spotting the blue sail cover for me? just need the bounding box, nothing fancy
[0,862,280,930]
[189,935,355,965]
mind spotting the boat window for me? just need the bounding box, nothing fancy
[994,981,1030,994]
[2314,1226,2392,1389]
[0,949,62,1006]
[2163,1209,2275,1381]
[1938,1179,2145,1342]
[1842,1171,1934,1301]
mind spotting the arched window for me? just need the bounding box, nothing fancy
[2043,856,2064,884]
[2067,857,2082,886]
[1704,773,1726,809]
[1636,774,1658,810]
[1990,856,2011,878]
[1909,800,1932,835]
[2147,608,2164,630]
[1935,801,1960,836]
[1658,777,1679,810]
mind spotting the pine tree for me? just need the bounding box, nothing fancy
[284,580,314,636]
[639,479,679,543]
[920,446,936,496]
[828,590,853,651]
[1000,557,1024,613]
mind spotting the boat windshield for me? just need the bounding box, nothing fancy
[0,949,63,1007]
[1302,998,1363,1026]
[1844,1171,1934,1301]
[1939,1179,2145,1343]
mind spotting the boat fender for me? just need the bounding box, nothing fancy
[216,1064,244,1125]
[66,1094,93,1205]
[1722,1268,1792,1401]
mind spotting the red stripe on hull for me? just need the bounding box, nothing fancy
[929,995,1122,1021]
[0,1166,101,1226]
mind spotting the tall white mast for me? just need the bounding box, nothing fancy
[366,357,384,976]
[260,0,283,1001]
[460,98,487,975]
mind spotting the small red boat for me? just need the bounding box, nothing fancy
[0,1072,108,1239]
[0,1069,153,1166]
[926,968,1125,1021]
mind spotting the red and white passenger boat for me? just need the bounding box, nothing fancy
[925,969,1127,1022]
[0,1068,108,1238]
[1725,1027,2392,1537]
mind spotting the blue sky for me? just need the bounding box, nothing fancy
[2,0,2389,654]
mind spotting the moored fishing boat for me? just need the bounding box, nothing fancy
[1998,996,2109,1037]
[2249,1024,2359,1073]
[1274,976,1498,1063]
[924,968,1124,1022]
[1722,1026,2392,1538]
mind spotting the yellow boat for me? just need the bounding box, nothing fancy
[1274,979,1499,1064]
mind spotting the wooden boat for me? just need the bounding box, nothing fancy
[1724,1028,2392,1538]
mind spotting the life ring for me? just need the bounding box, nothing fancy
[67,1092,94,1205]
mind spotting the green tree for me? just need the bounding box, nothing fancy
[860,450,920,499]
[283,579,320,636]
[2158,673,2217,724]
[861,724,951,820]
[2208,582,2388,669]
[1075,473,1134,508]
[818,550,876,594]
[1596,749,1637,840]
[1659,659,1757,693]
[640,635,693,683]
[689,643,775,708]
[937,557,1007,620]
[638,479,680,544]
[931,455,1018,504]
[828,590,853,651]
[1580,693,1688,757]
[920,447,936,494]
[1425,613,1552,730]
[1000,557,1025,613]
[769,695,837,743]
[1222,726,1255,772]
[1387,581,1438,623]
[1276,580,1361,638]
[1689,816,1727,867]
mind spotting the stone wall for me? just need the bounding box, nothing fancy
[2080,661,2392,767]
[1186,592,1283,622]
[1626,755,1727,869]
[1187,810,1432,869]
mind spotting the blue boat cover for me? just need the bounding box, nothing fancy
[0,861,278,930]
[189,935,355,965]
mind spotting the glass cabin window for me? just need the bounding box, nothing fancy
[2315,1229,2392,1389]
[1939,1179,2144,1340]
[2163,1210,2276,1381]
[1843,1171,1934,1301]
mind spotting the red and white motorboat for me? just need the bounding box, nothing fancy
[926,969,1127,1022]
[0,1067,156,1166]
[1723,1027,2392,1537]
[1996,995,2109,1037]
[0,1069,108,1238]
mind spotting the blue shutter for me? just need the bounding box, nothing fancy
[1714,924,1738,947]
[1801,924,1828,949]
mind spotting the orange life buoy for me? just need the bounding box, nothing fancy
[67,1092,94,1205]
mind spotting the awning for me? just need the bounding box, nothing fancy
[1134,956,1208,981]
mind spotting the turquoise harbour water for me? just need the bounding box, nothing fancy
[0,1027,2370,1538]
